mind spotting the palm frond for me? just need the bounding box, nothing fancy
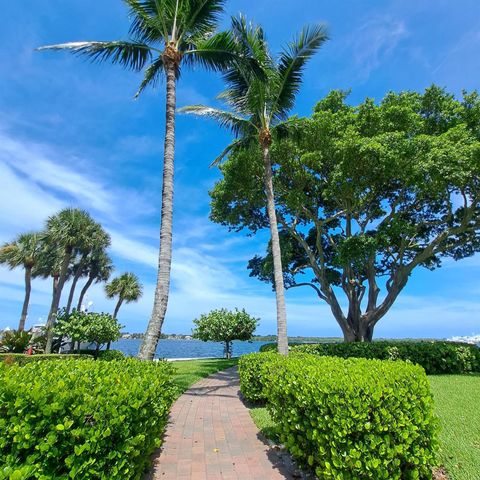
[179,0,226,41]
[271,24,329,121]
[134,56,165,98]
[178,105,256,137]
[210,137,255,166]
[124,0,170,43]
[37,41,155,71]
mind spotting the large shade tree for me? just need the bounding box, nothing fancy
[42,209,99,353]
[211,87,480,342]
[0,232,43,331]
[38,0,255,361]
[181,16,328,354]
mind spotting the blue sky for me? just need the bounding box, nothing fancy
[0,0,479,338]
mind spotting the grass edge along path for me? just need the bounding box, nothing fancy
[170,357,238,393]
[249,375,480,480]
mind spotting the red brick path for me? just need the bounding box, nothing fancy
[148,367,293,480]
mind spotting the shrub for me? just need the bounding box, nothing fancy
[238,352,277,402]
[293,340,480,374]
[259,342,309,353]
[264,354,438,479]
[98,349,125,361]
[0,330,32,353]
[0,358,177,479]
[0,353,92,365]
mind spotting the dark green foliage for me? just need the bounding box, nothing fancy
[0,354,92,365]
[0,359,177,479]
[192,308,258,358]
[259,342,308,352]
[0,330,32,353]
[262,354,438,479]
[238,352,277,402]
[97,349,125,361]
[293,341,480,374]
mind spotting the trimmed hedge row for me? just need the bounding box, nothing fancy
[259,342,306,352]
[293,341,480,374]
[238,351,277,402]
[0,353,93,365]
[0,359,177,479]
[241,352,438,479]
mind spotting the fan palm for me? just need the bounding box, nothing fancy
[42,208,98,353]
[106,272,143,319]
[180,17,328,355]
[38,0,257,360]
[76,250,114,312]
[65,223,111,315]
[0,232,43,331]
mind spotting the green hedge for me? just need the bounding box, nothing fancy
[258,342,307,353]
[0,353,92,365]
[0,358,177,479]
[238,352,277,402]
[71,349,126,361]
[263,354,438,479]
[293,341,480,374]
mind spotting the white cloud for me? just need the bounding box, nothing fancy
[348,15,408,79]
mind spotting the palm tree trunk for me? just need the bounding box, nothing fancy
[66,266,83,315]
[18,267,32,332]
[113,297,123,320]
[77,275,94,311]
[139,62,177,361]
[45,249,72,353]
[262,146,288,356]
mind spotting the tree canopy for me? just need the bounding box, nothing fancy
[210,86,480,341]
[192,308,258,358]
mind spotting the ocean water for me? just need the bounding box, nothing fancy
[111,338,268,359]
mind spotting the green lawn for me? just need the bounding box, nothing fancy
[429,375,480,480]
[170,357,238,393]
[249,375,480,480]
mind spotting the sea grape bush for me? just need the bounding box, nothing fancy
[0,359,177,479]
[293,341,480,374]
[262,354,438,479]
[238,351,277,402]
[0,353,92,365]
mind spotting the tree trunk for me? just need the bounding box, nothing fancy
[45,249,72,354]
[224,340,232,359]
[262,146,288,356]
[106,341,111,350]
[113,297,123,320]
[77,275,94,311]
[66,263,84,315]
[18,267,32,332]
[139,62,177,361]
[343,320,375,342]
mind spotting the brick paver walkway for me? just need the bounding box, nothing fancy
[147,367,293,480]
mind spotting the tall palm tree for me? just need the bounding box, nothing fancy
[180,17,328,355]
[38,0,257,360]
[65,223,111,315]
[106,272,143,320]
[0,232,42,331]
[77,250,114,312]
[42,208,98,353]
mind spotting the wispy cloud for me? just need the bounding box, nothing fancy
[348,15,408,79]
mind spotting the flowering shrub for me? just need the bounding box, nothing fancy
[0,359,176,479]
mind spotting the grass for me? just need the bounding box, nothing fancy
[170,357,238,393]
[429,375,480,480]
[248,375,480,480]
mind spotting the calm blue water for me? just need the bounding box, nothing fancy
[111,338,268,359]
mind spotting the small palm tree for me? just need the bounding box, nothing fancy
[180,16,328,355]
[77,250,114,312]
[42,208,99,353]
[0,232,42,331]
[65,223,111,315]
[105,272,143,319]
[38,0,256,360]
